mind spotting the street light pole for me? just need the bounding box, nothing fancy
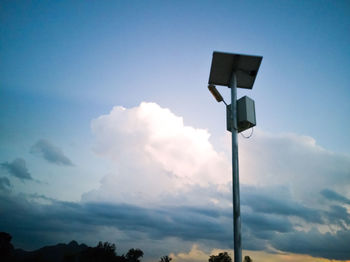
[208,51,262,262]
[230,72,241,262]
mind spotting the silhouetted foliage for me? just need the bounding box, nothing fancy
[1,231,252,262]
[0,232,15,261]
[63,253,76,262]
[75,242,144,262]
[244,256,253,262]
[125,248,143,262]
[23,254,49,262]
[159,255,172,262]
[79,241,122,262]
[208,252,232,262]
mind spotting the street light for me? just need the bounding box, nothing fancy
[208,51,262,262]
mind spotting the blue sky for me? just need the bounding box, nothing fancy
[1,1,350,261]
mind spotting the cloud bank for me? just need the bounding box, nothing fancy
[1,190,349,260]
[31,139,74,166]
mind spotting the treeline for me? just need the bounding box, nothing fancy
[64,241,144,262]
[1,232,145,262]
[1,232,252,262]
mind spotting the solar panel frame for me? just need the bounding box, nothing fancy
[208,51,262,89]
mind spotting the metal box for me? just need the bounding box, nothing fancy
[226,96,256,133]
[237,96,256,132]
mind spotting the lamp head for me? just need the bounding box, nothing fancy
[208,84,223,103]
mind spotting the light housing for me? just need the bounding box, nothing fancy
[208,84,223,102]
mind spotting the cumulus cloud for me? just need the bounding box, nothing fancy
[1,158,33,181]
[85,102,230,205]
[31,139,74,166]
[86,102,350,208]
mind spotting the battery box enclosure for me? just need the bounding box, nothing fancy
[226,96,256,133]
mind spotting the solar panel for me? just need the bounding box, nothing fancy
[208,51,262,89]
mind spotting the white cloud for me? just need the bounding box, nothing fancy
[85,102,350,209]
[238,130,350,207]
[84,102,230,205]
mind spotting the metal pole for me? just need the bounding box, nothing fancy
[230,72,241,262]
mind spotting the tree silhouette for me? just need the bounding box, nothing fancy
[159,255,172,262]
[79,241,120,262]
[0,232,14,261]
[125,248,143,262]
[244,256,253,262]
[208,252,232,262]
[0,233,150,262]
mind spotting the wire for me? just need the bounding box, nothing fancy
[240,127,254,139]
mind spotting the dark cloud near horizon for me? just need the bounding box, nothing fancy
[1,190,349,260]
[243,212,293,233]
[0,193,231,251]
[321,189,350,205]
[241,185,323,224]
[271,228,350,260]
[1,158,33,181]
[31,139,74,166]
[322,205,350,230]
